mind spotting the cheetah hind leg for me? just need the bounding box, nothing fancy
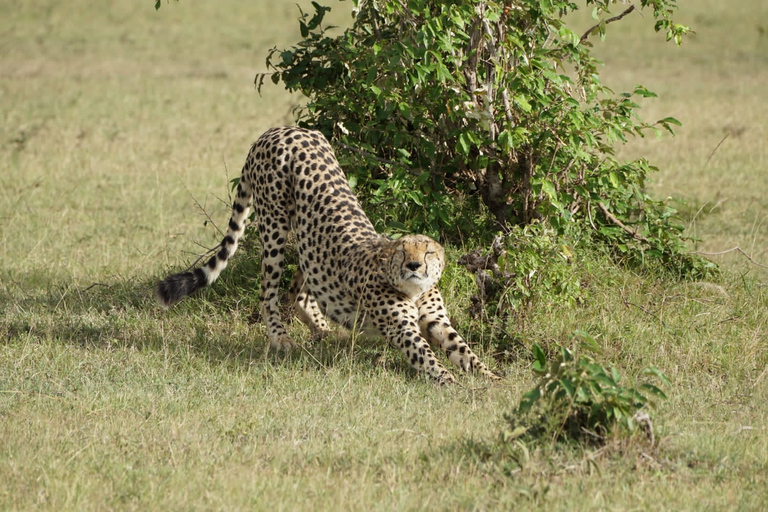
[416,287,500,380]
[287,270,332,341]
[258,218,299,352]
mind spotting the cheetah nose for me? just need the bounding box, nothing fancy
[405,261,422,271]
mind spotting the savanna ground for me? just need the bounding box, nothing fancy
[1,1,767,509]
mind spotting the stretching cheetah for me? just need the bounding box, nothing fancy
[157,127,497,383]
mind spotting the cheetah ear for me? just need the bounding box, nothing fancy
[376,238,397,265]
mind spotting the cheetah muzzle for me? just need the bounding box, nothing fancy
[156,127,498,384]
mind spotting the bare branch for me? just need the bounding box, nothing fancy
[580,5,636,45]
[621,291,665,327]
[81,283,110,292]
[183,245,219,272]
[481,17,499,139]
[337,142,404,168]
[597,202,649,243]
[180,179,224,238]
[500,88,514,126]
[690,246,768,269]
[704,131,730,169]
[368,3,382,39]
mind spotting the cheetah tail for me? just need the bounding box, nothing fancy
[155,176,253,307]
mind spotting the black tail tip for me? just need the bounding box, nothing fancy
[155,280,178,308]
[155,269,207,307]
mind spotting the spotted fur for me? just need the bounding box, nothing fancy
[157,127,497,383]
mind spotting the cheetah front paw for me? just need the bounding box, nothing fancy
[270,334,298,352]
[437,370,457,385]
[309,328,333,342]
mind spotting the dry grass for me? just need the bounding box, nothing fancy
[1,1,767,510]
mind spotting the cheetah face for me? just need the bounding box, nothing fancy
[386,234,446,299]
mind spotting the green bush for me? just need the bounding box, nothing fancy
[260,0,711,277]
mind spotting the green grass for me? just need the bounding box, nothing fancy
[1,0,767,510]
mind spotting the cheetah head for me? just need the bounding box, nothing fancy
[384,234,445,299]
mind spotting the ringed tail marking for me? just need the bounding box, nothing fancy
[155,175,253,307]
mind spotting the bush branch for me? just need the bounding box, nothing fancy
[580,5,636,44]
[597,202,649,243]
[690,247,768,269]
[337,142,404,168]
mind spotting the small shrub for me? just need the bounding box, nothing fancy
[505,331,668,445]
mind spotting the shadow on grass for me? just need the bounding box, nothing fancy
[1,262,418,380]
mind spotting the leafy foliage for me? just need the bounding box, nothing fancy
[505,331,669,444]
[459,223,582,322]
[260,0,708,277]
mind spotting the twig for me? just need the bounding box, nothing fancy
[620,289,666,327]
[82,283,110,292]
[753,365,768,388]
[546,142,561,177]
[180,179,224,238]
[368,3,382,39]
[597,202,649,243]
[690,246,768,269]
[183,245,219,272]
[580,5,636,44]
[587,201,597,230]
[500,88,513,126]
[633,412,655,446]
[704,131,730,169]
[337,142,404,168]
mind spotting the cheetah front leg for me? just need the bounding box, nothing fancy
[368,293,457,384]
[287,270,331,339]
[416,287,499,380]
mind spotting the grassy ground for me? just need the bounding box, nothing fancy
[1,1,767,510]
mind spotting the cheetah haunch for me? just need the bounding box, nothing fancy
[157,127,497,384]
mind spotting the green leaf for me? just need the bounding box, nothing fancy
[559,378,576,397]
[386,220,408,232]
[659,116,682,126]
[639,383,668,400]
[608,171,620,188]
[407,190,424,206]
[574,330,602,355]
[518,388,541,413]
[514,95,532,113]
[633,85,658,98]
[497,130,514,152]
[532,343,547,373]
[642,366,671,387]
[540,180,556,199]
[457,132,471,156]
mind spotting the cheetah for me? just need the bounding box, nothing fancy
[156,127,498,384]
